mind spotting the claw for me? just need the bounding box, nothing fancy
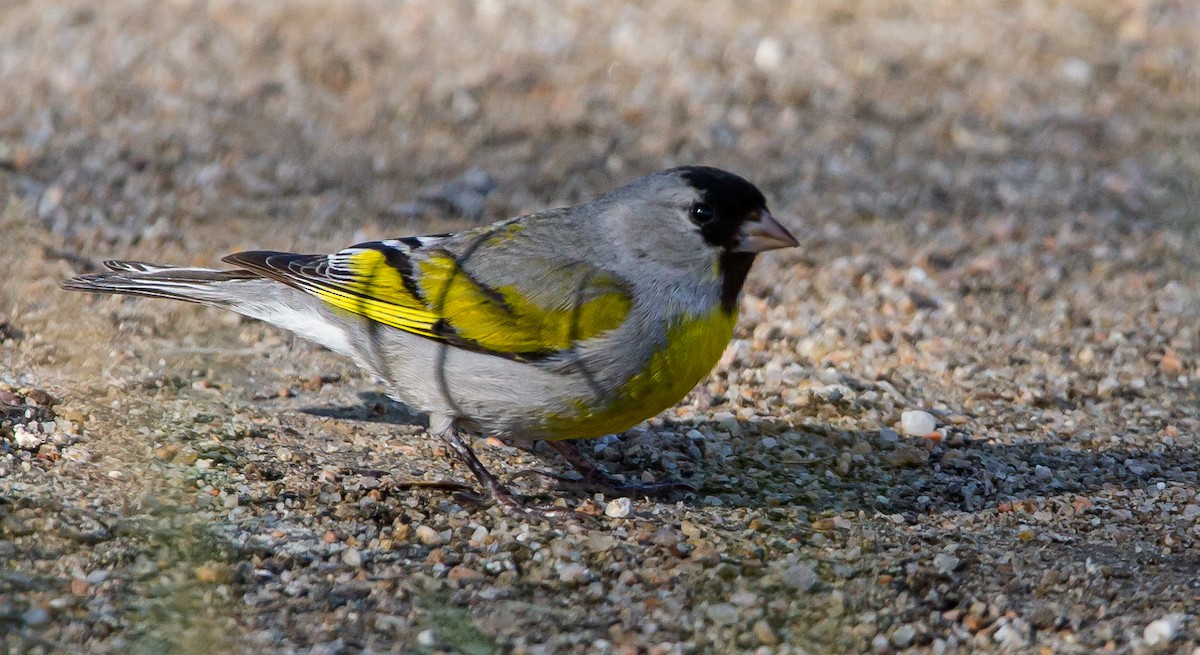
[436,423,593,522]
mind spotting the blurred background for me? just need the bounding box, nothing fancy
[2,1,1199,653]
[2,0,1197,258]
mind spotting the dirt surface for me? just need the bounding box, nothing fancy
[2,1,1200,653]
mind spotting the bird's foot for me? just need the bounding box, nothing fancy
[436,424,592,522]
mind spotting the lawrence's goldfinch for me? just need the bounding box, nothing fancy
[63,166,798,517]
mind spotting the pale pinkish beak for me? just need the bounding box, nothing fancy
[734,210,799,253]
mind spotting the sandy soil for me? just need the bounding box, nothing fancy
[2,1,1199,653]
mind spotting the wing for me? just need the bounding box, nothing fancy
[224,235,449,339]
[223,227,632,359]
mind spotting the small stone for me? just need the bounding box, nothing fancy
[447,565,483,582]
[752,619,778,646]
[556,563,591,585]
[22,606,50,626]
[13,425,43,449]
[730,590,758,606]
[901,410,937,436]
[342,548,362,567]
[892,624,916,648]
[194,563,232,584]
[705,602,740,626]
[1035,465,1052,479]
[415,525,445,546]
[993,619,1031,649]
[872,633,890,653]
[416,629,439,648]
[780,563,818,592]
[1159,349,1184,375]
[754,37,784,71]
[153,444,181,461]
[1144,615,1183,646]
[934,552,961,575]
[605,497,632,518]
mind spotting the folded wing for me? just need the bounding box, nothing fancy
[224,230,632,360]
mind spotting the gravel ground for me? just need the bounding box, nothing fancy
[2,1,1199,653]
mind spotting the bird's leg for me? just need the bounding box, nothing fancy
[519,440,695,497]
[434,421,579,521]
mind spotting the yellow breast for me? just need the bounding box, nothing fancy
[541,307,738,440]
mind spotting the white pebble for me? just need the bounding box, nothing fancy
[605,497,632,518]
[416,629,439,648]
[12,425,43,449]
[341,548,362,567]
[901,410,937,436]
[555,563,591,584]
[1144,615,1183,646]
[933,552,960,575]
[754,38,783,71]
[415,525,446,545]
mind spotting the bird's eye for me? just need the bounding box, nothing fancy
[689,202,715,226]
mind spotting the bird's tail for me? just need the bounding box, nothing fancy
[62,260,360,360]
[61,260,264,307]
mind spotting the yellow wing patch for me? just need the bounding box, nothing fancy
[417,253,632,354]
[300,245,632,356]
[311,249,441,338]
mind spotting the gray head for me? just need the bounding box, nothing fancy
[599,166,798,310]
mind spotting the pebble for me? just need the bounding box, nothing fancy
[12,425,43,449]
[892,624,916,648]
[933,552,960,575]
[993,619,1031,649]
[22,606,50,626]
[605,497,632,518]
[414,525,445,545]
[705,603,740,626]
[1143,615,1183,646]
[752,619,778,646]
[447,565,483,581]
[416,629,439,648]
[900,410,937,436]
[556,563,591,585]
[342,548,362,567]
[194,563,232,584]
[780,563,818,592]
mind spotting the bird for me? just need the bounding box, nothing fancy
[62,166,798,518]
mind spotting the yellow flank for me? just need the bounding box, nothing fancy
[417,253,631,353]
[312,249,441,337]
[542,307,738,440]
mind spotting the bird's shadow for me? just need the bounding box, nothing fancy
[301,392,1199,518]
